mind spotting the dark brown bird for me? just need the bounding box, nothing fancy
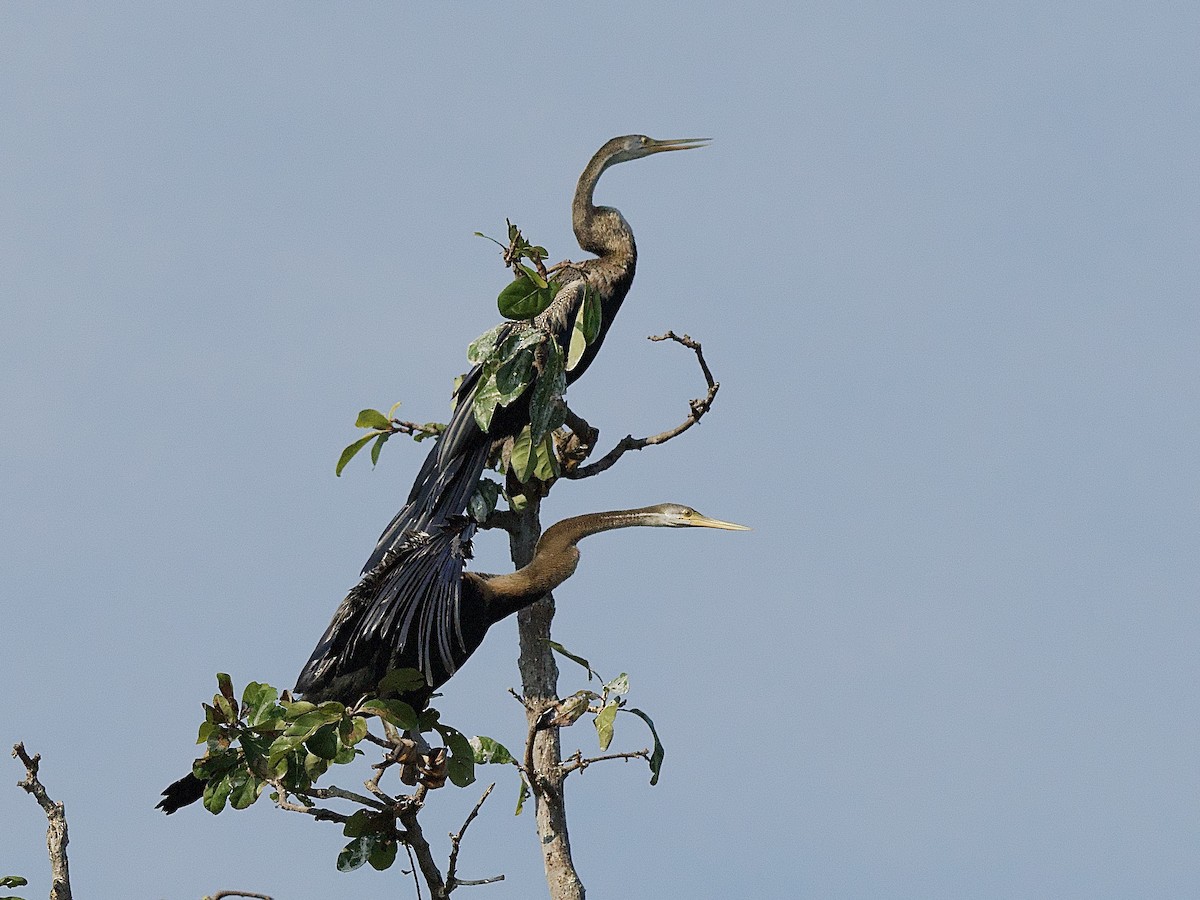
[157,503,746,813]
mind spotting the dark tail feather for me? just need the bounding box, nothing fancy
[157,771,205,814]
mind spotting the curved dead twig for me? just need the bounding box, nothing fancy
[560,331,720,481]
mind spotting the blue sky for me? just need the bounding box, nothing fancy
[3,3,1198,898]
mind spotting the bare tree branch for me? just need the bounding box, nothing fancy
[204,892,274,900]
[446,783,504,892]
[560,748,651,777]
[13,743,72,900]
[562,331,720,480]
[397,788,448,899]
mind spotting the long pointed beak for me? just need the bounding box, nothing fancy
[645,137,711,154]
[690,513,751,531]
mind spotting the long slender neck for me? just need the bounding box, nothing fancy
[481,507,659,623]
[572,151,637,266]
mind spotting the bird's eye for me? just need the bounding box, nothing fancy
[639,136,649,145]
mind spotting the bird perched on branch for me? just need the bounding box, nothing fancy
[157,503,746,813]
[295,135,709,702]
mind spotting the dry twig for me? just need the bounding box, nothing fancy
[561,331,720,480]
[13,743,72,900]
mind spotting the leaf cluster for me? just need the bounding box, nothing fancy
[337,403,445,477]
[187,672,478,868]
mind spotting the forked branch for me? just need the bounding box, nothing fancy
[12,743,72,900]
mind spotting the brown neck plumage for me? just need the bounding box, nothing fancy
[479,508,660,624]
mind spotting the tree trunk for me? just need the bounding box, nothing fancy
[508,496,585,900]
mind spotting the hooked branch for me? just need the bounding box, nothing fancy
[561,331,720,480]
[12,743,72,900]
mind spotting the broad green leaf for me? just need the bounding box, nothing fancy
[468,478,501,523]
[216,673,235,704]
[369,431,389,466]
[595,701,618,751]
[343,809,373,837]
[305,723,340,760]
[241,681,279,717]
[282,700,317,719]
[340,715,369,747]
[214,693,237,725]
[579,285,602,342]
[472,371,503,432]
[533,431,558,481]
[434,724,476,787]
[528,341,566,442]
[359,698,419,730]
[565,286,601,372]
[304,750,330,779]
[495,348,534,401]
[498,274,557,320]
[470,735,517,765]
[626,708,666,785]
[202,773,232,814]
[229,773,262,810]
[545,640,595,680]
[196,721,216,745]
[368,839,398,871]
[284,708,342,738]
[0,875,28,888]
[355,408,391,430]
[466,324,506,363]
[337,835,375,872]
[510,425,534,484]
[336,433,376,476]
[377,667,427,696]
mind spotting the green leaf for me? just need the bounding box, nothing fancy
[359,698,419,730]
[517,263,548,289]
[196,720,216,745]
[466,324,506,364]
[565,286,601,372]
[528,341,566,443]
[626,708,666,785]
[305,723,340,760]
[545,640,596,680]
[282,700,318,719]
[216,673,235,704]
[370,431,389,466]
[468,478,502,523]
[510,425,534,484]
[202,773,233,814]
[377,667,428,696]
[471,370,503,432]
[229,773,262,810]
[498,274,556,320]
[336,433,376,476]
[337,835,375,872]
[533,431,558,481]
[355,408,391,430]
[495,348,534,400]
[340,715,369,747]
[434,724,476,787]
[0,876,28,888]
[368,839,398,871]
[515,777,530,816]
[470,735,517,765]
[595,701,618,751]
[342,809,373,838]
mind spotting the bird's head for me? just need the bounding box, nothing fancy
[640,503,750,530]
[601,135,711,167]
